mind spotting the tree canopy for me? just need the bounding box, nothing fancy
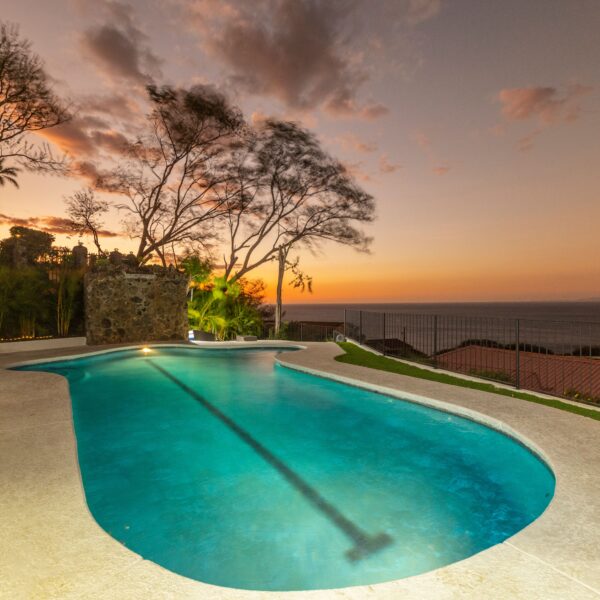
[0,22,69,180]
[0,225,54,266]
[100,84,244,265]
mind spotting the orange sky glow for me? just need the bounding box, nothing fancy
[1,0,599,304]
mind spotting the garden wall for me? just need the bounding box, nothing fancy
[84,270,188,345]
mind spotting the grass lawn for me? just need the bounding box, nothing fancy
[335,342,600,422]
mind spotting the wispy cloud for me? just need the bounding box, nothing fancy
[342,160,372,183]
[497,84,593,151]
[396,0,441,25]
[338,133,378,153]
[499,84,592,124]
[432,165,450,176]
[412,130,451,175]
[379,154,402,173]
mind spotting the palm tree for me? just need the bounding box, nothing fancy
[0,160,20,188]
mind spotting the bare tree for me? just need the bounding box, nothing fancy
[64,188,109,254]
[0,22,69,180]
[102,84,244,265]
[219,119,375,333]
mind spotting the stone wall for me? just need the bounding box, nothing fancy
[84,269,188,345]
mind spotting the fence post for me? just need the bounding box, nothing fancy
[433,315,438,368]
[343,308,347,338]
[382,312,386,356]
[515,319,520,389]
[359,310,363,344]
[300,322,303,342]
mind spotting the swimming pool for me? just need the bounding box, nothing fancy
[17,346,555,591]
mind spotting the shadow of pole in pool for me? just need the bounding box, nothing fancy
[147,360,393,562]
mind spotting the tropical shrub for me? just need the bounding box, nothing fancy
[0,227,85,340]
[9,266,53,338]
[56,266,84,337]
[187,271,265,341]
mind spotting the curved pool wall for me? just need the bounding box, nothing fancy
[15,346,555,591]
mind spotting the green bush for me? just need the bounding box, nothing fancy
[0,264,84,340]
[187,272,265,341]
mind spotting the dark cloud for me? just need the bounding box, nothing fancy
[38,117,130,159]
[80,1,162,84]
[182,0,398,119]
[75,161,102,182]
[90,130,130,154]
[79,93,142,121]
[39,120,97,156]
[0,213,118,237]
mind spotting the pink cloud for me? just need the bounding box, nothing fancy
[497,83,592,151]
[413,131,431,150]
[498,84,592,124]
[338,133,378,154]
[342,160,372,183]
[412,131,451,176]
[517,129,542,153]
[433,165,450,176]
[379,154,402,174]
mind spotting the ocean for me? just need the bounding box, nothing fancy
[279,302,600,353]
[280,302,600,325]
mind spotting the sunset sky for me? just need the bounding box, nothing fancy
[1,0,599,302]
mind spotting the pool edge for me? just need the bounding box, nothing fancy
[2,341,599,599]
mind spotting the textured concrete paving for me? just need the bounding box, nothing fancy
[1,342,599,599]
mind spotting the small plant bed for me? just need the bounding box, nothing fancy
[335,342,600,422]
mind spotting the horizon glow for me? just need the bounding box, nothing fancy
[1,0,598,303]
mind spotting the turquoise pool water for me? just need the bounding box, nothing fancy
[18,347,555,591]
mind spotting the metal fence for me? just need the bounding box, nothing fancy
[280,322,342,342]
[344,309,600,405]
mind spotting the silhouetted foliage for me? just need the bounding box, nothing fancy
[0,22,69,179]
[100,84,244,265]
[0,226,54,266]
[0,158,19,187]
[0,228,86,340]
[217,119,375,332]
[64,188,109,254]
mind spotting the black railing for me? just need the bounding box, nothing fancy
[344,309,600,405]
[275,321,343,342]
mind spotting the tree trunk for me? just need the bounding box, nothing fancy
[274,247,288,336]
[91,228,103,255]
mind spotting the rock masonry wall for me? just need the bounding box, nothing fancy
[84,269,188,345]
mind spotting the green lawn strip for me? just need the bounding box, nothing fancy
[335,342,600,422]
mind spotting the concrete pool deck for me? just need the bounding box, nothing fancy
[1,341,599,599]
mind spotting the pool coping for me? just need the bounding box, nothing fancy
[1,341,600,599]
